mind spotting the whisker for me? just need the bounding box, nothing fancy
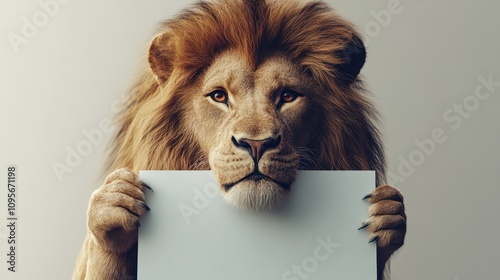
[188,153,210,170]
[295,147,316,169]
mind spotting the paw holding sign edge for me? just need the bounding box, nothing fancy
[359,185,406,276]
[87,168,152,254]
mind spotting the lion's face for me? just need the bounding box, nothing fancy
[113,0,383,213]
[186,51,319,210]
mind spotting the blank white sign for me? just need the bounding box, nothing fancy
[138,171,376,280]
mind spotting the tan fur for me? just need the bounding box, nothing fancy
[73,1,406,279]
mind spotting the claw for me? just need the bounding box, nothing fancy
[357,222,370,230]
[142,203,151,212]
[368,235,379,243]
[141,181,154,192]
[362,193,372,200]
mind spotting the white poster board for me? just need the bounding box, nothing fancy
[138,171,376,280]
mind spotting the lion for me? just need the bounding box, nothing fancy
[72,0,406,279]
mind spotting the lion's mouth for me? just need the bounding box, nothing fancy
[223,171,291,191]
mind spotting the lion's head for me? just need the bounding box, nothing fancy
[109,0,385,210]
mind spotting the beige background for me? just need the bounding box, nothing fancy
[0,0,499,279]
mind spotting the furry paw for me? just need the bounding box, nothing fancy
[359,185,406,265]
[87,168,152,253]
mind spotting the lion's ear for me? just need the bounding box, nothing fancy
[336,35,366,86]
[148,32,175,84]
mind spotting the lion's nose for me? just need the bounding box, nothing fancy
[232,135,281,163]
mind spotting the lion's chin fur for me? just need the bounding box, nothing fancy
[223,179,290,211]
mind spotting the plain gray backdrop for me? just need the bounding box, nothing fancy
[0,0,499,279]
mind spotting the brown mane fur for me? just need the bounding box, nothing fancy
[107,0,385,183]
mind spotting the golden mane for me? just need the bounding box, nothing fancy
[107,0,385,183]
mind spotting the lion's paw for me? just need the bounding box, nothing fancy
[87,168,152,253]
[359,185,406,263]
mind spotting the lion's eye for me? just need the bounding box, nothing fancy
[281,91,298,103]
[210,90,228,103]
